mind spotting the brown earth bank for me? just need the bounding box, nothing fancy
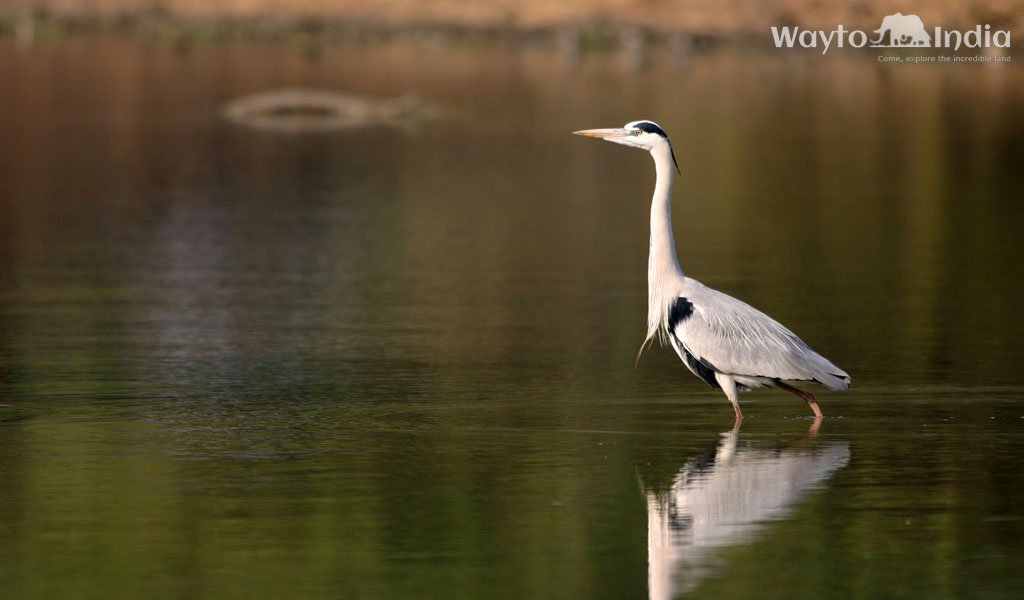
[1,1,1021,43]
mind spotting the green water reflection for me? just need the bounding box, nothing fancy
[0,38,1023,598]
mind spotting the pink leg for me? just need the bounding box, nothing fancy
[777,381,824,419]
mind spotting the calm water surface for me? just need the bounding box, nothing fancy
[1,38,1023,598]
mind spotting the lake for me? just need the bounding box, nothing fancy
[1,36,1023,598]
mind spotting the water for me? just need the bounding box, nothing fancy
[1,37,1023,598]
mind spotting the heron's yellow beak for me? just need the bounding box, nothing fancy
[573,128,630,140]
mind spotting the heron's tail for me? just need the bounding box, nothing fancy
[815,371,851,391]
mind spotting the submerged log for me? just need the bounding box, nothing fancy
[222,89,425,132]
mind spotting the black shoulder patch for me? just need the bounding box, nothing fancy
[635,121,668,138]
[667,298,720,390]
[668,297,694,332]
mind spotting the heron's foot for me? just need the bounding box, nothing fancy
[807,416,823,436]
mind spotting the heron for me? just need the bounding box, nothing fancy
[573,120,849,419]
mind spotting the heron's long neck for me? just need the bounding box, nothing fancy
[645,147,684,344]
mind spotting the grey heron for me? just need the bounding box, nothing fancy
[574,120,849,419]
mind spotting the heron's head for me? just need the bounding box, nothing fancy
[573,120,679,172]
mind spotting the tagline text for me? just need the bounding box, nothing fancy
[876,55,1012,63]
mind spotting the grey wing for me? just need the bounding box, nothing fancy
[669,281,850,391]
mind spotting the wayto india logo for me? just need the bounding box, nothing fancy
[771,13,1012,54]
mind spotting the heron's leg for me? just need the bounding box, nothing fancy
[714,373,743,420]
[776,381,824,418]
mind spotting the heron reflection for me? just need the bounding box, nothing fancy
[643,424,849,599]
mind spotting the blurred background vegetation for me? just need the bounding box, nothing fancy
[1,0,1022,46]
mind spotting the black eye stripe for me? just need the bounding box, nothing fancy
[634,121,668,138]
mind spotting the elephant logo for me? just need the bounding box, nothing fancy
[872,13,931,47]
